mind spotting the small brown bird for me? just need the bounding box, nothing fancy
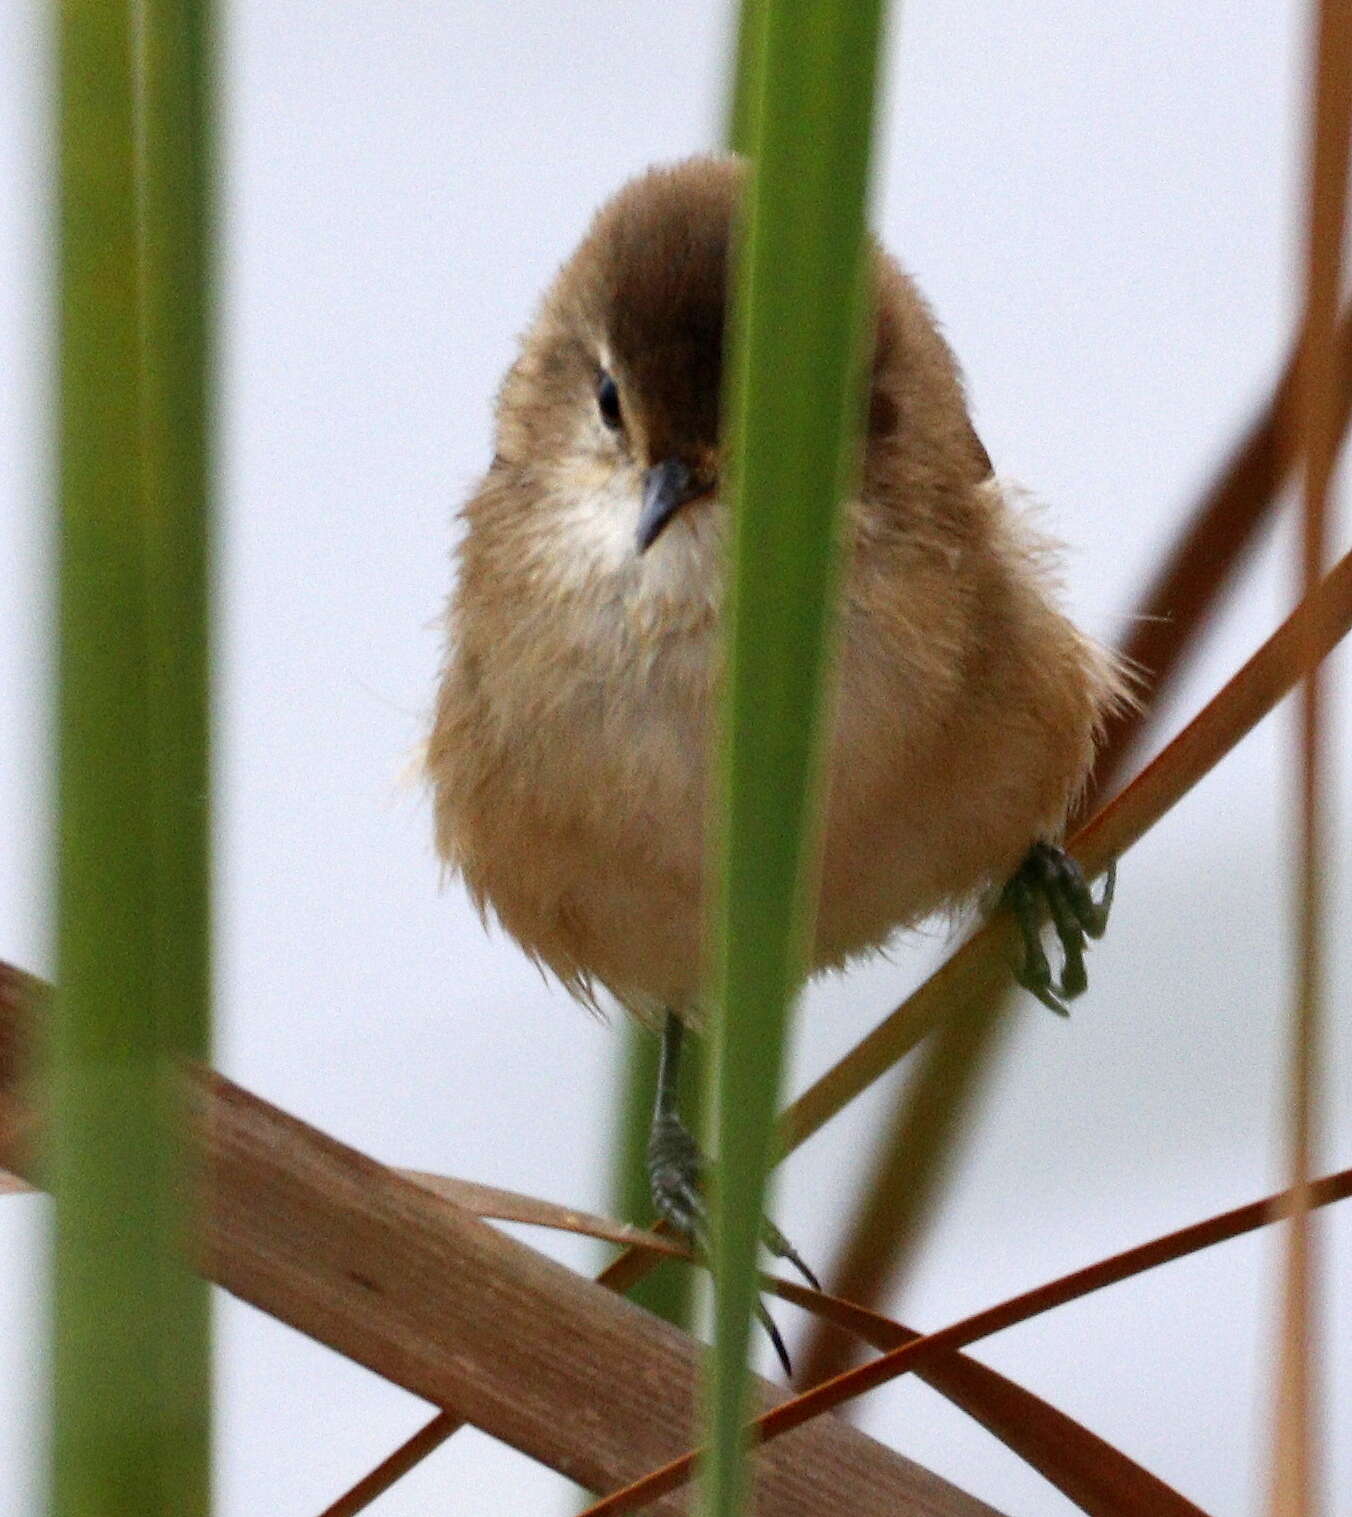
[428,156,1125,1305]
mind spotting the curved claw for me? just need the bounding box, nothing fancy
[756,1300,794,1379]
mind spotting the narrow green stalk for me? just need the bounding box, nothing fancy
[138,1,214,1070]
[704,4,888,1514]
[725,0,766,155]
[51,2,214,1513]
[138,1,215,1507]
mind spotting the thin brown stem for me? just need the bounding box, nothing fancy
[1086,304,1352,813]
[315,1415,461,1517]
[575,1166,1352,1516]
[1270,5,1352,1514]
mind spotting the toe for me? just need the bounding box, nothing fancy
[761,1218,821,1292]
[756,1299,793,1379]
[1043,884,1089,999]
[1005,873,1061,1008]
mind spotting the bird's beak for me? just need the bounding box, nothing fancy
[636,458,706,553]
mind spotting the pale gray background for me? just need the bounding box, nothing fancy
[2,3,1351,1514]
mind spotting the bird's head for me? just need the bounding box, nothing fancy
[488,156,990,599]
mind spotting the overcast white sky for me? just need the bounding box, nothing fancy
[1,3,1350,1514]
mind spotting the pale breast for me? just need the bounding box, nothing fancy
[434,488,724,1009]
[436,473,1115,1013]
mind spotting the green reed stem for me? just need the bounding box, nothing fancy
[51,3,214,1512]
[704,3,888,1514]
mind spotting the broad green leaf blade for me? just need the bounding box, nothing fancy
[705,4,888,1514]
[51,3,214,1513]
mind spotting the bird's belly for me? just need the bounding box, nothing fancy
[455,705,959,1012]
[451,631,714,1013]
[446,601,1077,1012]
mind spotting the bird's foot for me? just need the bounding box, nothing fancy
[1002,841,1114,1016]
[647,1111,817,1377]
[647,1111,709,1251]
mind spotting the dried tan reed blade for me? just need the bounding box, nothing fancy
[402,1169,1208,1517]
[574,1166,1352,1517]
[0,970,1004,1517]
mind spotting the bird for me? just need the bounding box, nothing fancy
[427,155,1128,1354]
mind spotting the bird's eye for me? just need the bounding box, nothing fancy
[596,372,623,430]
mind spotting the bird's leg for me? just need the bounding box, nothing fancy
[646,1010,818,1377]
[648,1012,819,1285]
[646,1011,708,1247]
[1002,842,1114,1016]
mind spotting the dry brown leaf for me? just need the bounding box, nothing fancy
[0,971,1004,1517]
